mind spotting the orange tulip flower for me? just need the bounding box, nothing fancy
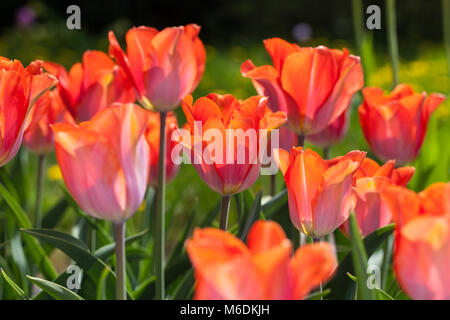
[307,107,349,148]
[109,24,206,112]
[275,147,366,237]
[145,111,179,186]
[359,84,445,165]
[241,38,363,135]
[53,103,150,222]
[180,93,286,195]
[44,50,135,122]
[186,220,336,300]
[340,158,415,237]
[384,182,450,299]
[24,89,75,155]
[0,57,57,166]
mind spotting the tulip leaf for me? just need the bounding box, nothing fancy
[0,182,57,280]
[262,189,287,218]
[374,287,395,300]
[171,269,195,300]
[0,268,29,300]
[326,223,394,299]
[306,288,331,300]
[42,198,69,229]
[27,275,84,300]
[238,191,262,241]
[348,213,373,300]
[94,229,149,260]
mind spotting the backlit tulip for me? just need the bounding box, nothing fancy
[44,50,135,122]
[340,158,415,237]
[52,103,150,222]
[180,93,287,195]
[307,107,349,148]
[24,89,75,154]
[384,182,450,299]
[0,57,57,166]
[274,147,366,237]
[241,38,363,135]
[186,220,336,300]
[109,24,206,112]
[359,84,445,165]
[145,111,179,186]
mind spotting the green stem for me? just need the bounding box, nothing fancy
[154,111,167,300]
[380,236,392,290]
[386,0,400,86]
[323,147,330,160]
[219,195,231,230]
[351,0,364,55]
[90,220,96,252]
[312,236,323,298]
[114,221,126,300]
[298,135,306,148]
[270,174,276,197]
[34,155,46,228]
[443,0,450,79]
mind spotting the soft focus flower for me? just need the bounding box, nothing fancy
[341,158,415,237]
[24,89,75,154]
[241,38,363,135]
[44,50,135,122]
[186,220,336,300]
[0,57,57,166]
[307,107,349,148]
[274,147,366,237]
[52,103,150,222]
[359,84,445,164]
[109,24,206,112]
[145,111,179,186]
[384,182,450,299]
[180,93,286,195]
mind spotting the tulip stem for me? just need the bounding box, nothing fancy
[386,0,400,86]
[114,221,126,300]
[312,237,323,299]
[34,155,46,228]
[154,111,167,300]
[323,147,330,160]
[219,195,231,230]
[444,0,450,78]
[298,135,306,148]
[270,174,276,196]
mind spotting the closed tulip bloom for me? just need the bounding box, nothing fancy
[340,158,415,237]
[384,182,450,299]
[0,57,57,166]
[109,24,206,112]
[24,89,75,154]
[186,220,336,300]
[44,50,135,122]
[180,93,286,195]
[307,107,349,148]
[359,84,445,165]
[241,38,363,135]
[145,111,179,186]
[275,147,366,237]
[52,103,150,222]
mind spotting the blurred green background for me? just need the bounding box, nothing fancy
[0,0,448,258]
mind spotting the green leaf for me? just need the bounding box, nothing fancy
[95,229,148,260]
[346,272,358,282]
[27,275,84,300]
[238,191,262,241]
[0,182,57,280]
[374,287,395,300]
[306,288,331,300]
[326,224,394,299]
[262,189,287,218]
[42,198,69,229]
[171,269,195,300]
[0,268,28,300]
[348,213,373,300]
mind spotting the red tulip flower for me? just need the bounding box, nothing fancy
[109,24,206,112]
[180,93,286,195]
[44,50,135,122]
[384,182,450,299]
[307,107,349,148]
[0,57,57,166]
[340,158,415,237]
[24,89,75,154]
[53,103,150,222]
[359,84,445,165]
[186,220,336,300]
[241,38,363,135]
[145,111,179,186]
[275,147,366,237]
